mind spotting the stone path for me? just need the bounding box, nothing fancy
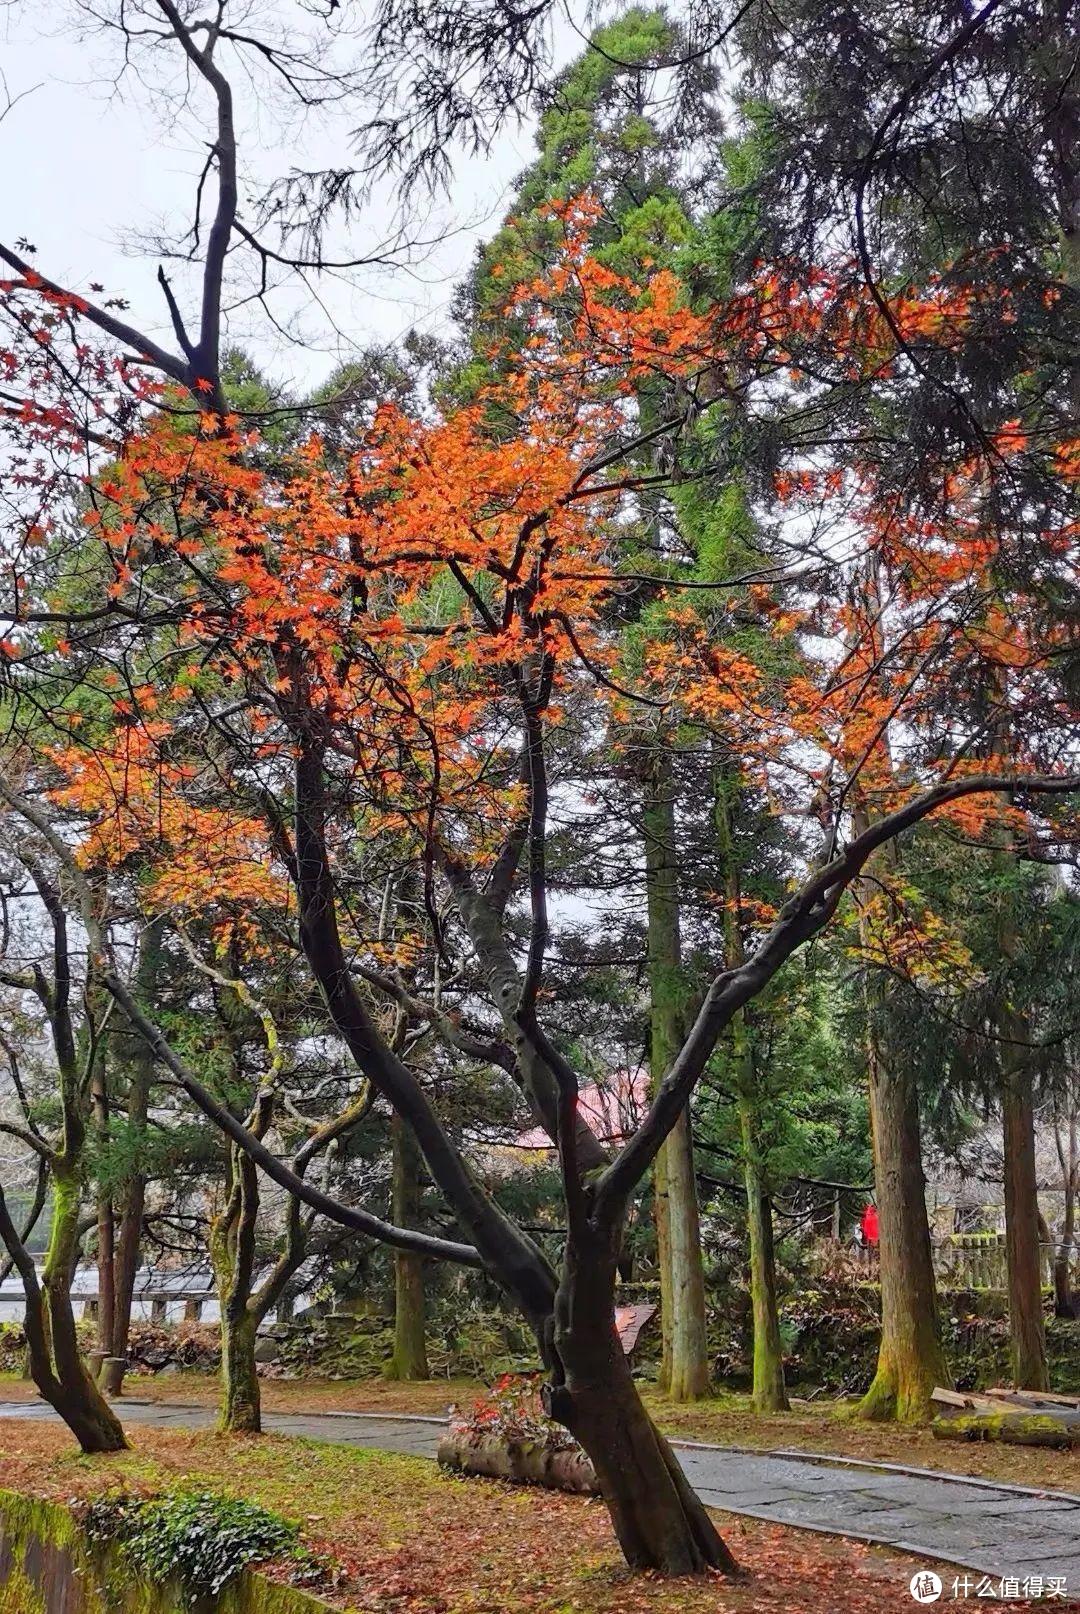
[2,1398,1079,1587]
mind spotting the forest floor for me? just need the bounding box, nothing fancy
[2,1370,1074,1494]
[0,1417,967,1613]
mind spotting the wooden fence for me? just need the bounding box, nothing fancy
[850,1234,1075,1291]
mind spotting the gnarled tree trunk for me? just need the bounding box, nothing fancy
[4,1166,128,1453]
[219,1305,260,1433]
[548,1226,737,1575]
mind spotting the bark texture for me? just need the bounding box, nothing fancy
[25,1171,127,1452]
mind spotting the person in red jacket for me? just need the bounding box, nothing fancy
[861,1202,880,1246]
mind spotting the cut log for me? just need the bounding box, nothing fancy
[437,1432,599,1495]
[931,1412,1079,1449]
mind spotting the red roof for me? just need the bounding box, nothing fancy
[513,1067,650,1152]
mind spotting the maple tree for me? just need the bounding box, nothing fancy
[0,0,1077,1579]
[1,195,1075,1570]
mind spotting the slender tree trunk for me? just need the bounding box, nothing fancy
[1000,1022,1050,1388]
[94,1201,115,1369]
[107,918,161,1396]
[385,1112,428,1380]
[90,1055,115,1376]
[994,835,1051,1388]
[1053,1116,1077,1317]
[549,1227,737,1575]
[642,748,709,1401]
[715,765,787,1412]
[211,1133,264,1434]
[1042,1203,1076,1320]
[664,1112,709,1399]
[858,1015,950,1421]
[737,1072,788,1413]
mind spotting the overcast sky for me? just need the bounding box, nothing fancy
[2,2,574,395]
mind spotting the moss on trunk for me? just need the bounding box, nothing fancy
[219,1309,261,1434]
[857,1036,950,1422]
[36,1170,127,1453]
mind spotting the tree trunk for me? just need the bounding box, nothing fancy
[642,750,709,1400]
[1001,1035,1050,1389]
[663,1110,709,1400]
[90,1052,116,1373]
[219,1307,260,1433]
[549,1228,737,1575]
[1041,1206,1075,1321]
[1054,1136,1077,1318]
[852,795,949,1424]
[108,918,161,1395]
[859,1007,950,1422]
[94,1198,115,1369]
[716,770,787,1414]
[39,1170,127,1452]
[385,1112,428,1380]
[108,1180,144,1392]
[738,1080,788,1413]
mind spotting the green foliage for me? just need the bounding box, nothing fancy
[82,1488,302,1605]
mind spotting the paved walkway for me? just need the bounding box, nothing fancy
[2,1398,1079,1586]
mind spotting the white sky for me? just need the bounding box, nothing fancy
[1,2,575,394]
